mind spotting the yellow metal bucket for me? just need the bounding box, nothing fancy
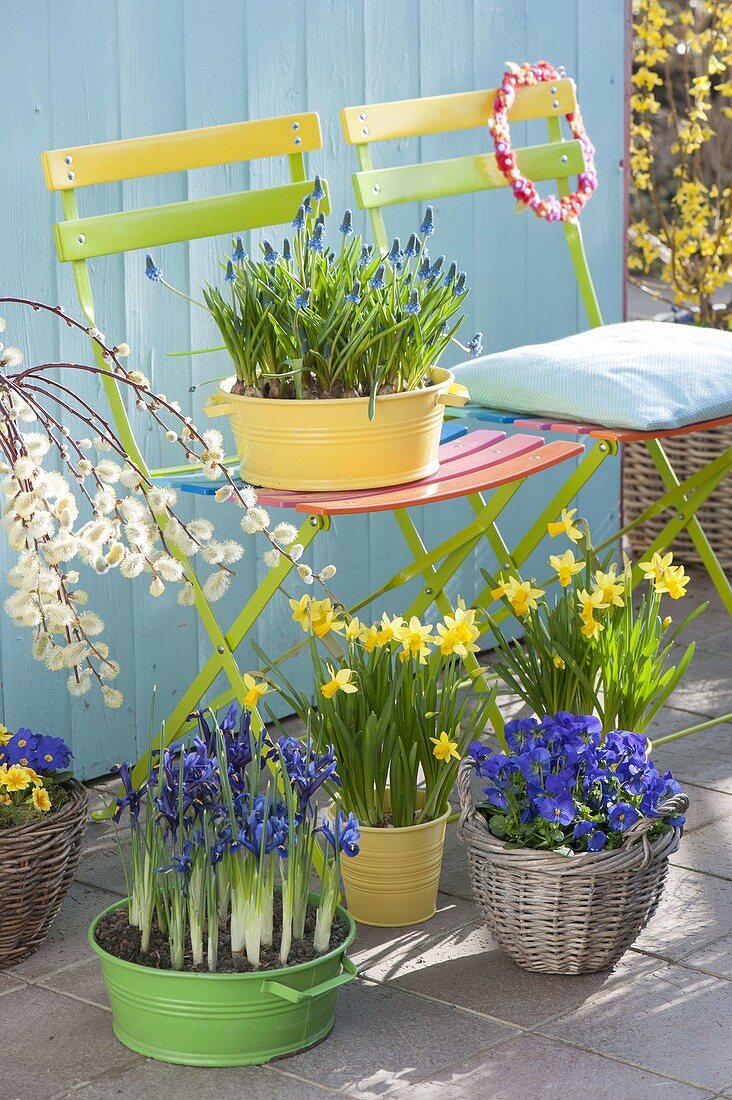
[339,793,450,928]
[203,367,469,491]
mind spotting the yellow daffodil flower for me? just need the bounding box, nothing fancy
[436,605,480,657]
[32,786,51,812]
[657,564,690,600]
[345,618,368,642]
[243,673,268,709]
[505,579,544,618]
[577,588,605,641]
[320,667,358,700]
[547,507,583,542]
[289,595,345,638]
[549,549,585,587]
[374,612,405,647]
[553,655,566,670]
[592,568,625,608]
[430,731,461,762]
[638,550,673,584]
[662,615,673,630]
[362,624,381,653]
[289,594,312,629]
[394,616,436,664]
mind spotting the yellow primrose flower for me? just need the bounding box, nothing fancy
[430,731,461,762]
[320,667,358,700]
[436,605,480,657]
[0,792,10,805]
[32,786,52,812]
[638,551,673,584]
[553,655,566,670]
[547,507,582,542]
[506,579,544,619]
[549,549,585,588]
[592,568,625,608]
[394,616,436,664]
[243,673,268,709]
[0,725,12,746]
[2,765,33,792]
[657,564,690,600]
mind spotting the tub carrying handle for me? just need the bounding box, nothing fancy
[436,382,470,408]
[260,955,357,1003]
[203,390,237,418]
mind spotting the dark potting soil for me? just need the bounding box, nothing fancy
[95,900,350,974]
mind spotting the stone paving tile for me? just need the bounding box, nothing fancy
[671,813,732,880]
[9,882,122,980]
[272,977,517,1097]
[75,843,129,896]
[62,1060,355,1100]
[439,821,472,899]
[665,648,732,720]
[675,783,732,834]
[650,711,732,795]
[541,961,732,1092]
[632,863,732,965]
[697,625,732,656]
[350,893,478,977]
[0,972,27,997]
[2,985,139,1100]
[38,957,111,1011]
[385,1032,713,1100]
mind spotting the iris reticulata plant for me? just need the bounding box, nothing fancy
[262,597,497,828]
[148,186,482,409]
[111,704,358,971]
[469,713,685,854]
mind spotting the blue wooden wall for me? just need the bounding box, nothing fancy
[0,0,625,777]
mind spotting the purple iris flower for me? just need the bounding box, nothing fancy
[111,761,145,825]
[321,810,360,857]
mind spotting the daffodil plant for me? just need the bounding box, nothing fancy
[261,597,497,828]
[148,189,482,408]
[110,703,359,972]
[483,509,705,732]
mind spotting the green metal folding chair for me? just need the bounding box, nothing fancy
[340,77,732,627]
[43,111,587,780]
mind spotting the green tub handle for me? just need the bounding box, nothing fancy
[260,955,357,1003]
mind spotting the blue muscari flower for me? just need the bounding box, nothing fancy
[315,211,325,228]
[404,233,419,258]
[608,801,640,832]
[417,256,432,281]
[232,236,247,262]
[387,237,402,267]
[145,254,162,282]
[358,244,373,267]
[338,210,354,235]
[225,260,235,283]
[292,204,306,231]
[262,240,279,266]
[443,260,458,285]
[538,793,575,826]
[282,237,293,262]
[404,290,421,315]
[369,263,386,290]
[420,205,435,236]
[453,271,467,296]
[294,288,311,310]
[308,223,325,253]
[311,175,326,202]
[346,281,361,304]
[302,194,313,215]
[429,255,444,278]
[467,332,483,358]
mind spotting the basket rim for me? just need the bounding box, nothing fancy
[0,778,87,847]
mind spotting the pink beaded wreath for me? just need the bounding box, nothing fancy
[489,61,598,223]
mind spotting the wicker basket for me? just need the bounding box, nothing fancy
[457,759,688,974]
[623,426,732,568]
[0,780,88,968]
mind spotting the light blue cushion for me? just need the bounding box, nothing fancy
[451,321,732,431]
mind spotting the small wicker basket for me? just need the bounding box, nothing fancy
[0,779,88,968]
[623,426,732,568]
[457,759,688,974]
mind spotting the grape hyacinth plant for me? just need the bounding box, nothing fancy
[0,299,335,706]
[468,713,685,855]
[110,703,359,971]
[0,724,73,827]
[147,187,482,411]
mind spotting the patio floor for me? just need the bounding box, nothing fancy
[4,567,731,1100]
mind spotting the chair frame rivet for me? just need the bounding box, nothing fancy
[64,155,73,165]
